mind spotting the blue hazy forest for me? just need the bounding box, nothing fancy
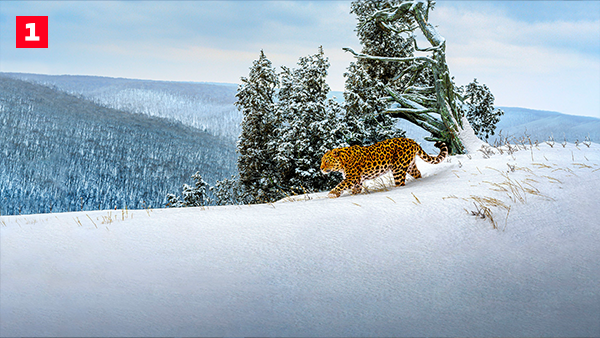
[1,73,599,216]
[0,74,238,215]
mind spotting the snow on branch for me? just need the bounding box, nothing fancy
[384,86,426,110]
[343,47,437,65]
[384,108,443,135]
[404,85,436,94]
[412,37,442,52]
[385,107,437,115]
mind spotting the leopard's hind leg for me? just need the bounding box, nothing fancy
[407,161,422,179]
[391,166,409,186]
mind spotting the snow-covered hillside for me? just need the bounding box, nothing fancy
[1,72,241,140]
[1,142,598,336]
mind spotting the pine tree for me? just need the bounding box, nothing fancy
[343,0,409,146]
[272,47,347,195]
[460,79,504,141]
[166,171,211,207]
[235,50,280,203]
[210,175,243,206]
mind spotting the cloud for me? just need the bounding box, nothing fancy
[1,1,598,118]
[429,3,600,118]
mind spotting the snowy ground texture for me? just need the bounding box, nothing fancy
[1,142,599,337]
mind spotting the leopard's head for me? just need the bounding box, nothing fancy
[321,149,343,175]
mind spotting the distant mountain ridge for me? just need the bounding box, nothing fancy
[6,73,597,147]
[1,72,241,140]
[495,106,600,144]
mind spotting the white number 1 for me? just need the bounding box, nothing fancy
[25,23,40,41]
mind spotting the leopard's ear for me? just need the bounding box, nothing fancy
[329,149,341,157]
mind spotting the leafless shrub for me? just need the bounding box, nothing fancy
[478,145,495,159]
[546,135,555,148]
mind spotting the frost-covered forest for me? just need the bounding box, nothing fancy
[0,76,237,215]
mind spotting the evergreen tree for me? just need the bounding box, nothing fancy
[235,50,280,203]
[342,0,500,154]
[166,171,211,207]
[272,47,347,195]
[210,175,243,206]
[460,79,504,141]
[343,0,409,146]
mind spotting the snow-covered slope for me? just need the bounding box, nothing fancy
[1,143,599,337]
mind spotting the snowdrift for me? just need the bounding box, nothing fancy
[1,143,599,336]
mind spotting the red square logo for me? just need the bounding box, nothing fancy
[16,16,48,48]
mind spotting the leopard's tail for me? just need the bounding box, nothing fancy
[417,141,448,164]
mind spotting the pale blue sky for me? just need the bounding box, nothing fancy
[1,1,599,118]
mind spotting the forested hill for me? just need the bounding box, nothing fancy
[0,76,237,215]
[1,72,241,140]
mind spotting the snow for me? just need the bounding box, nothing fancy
[458,115,488,154]
[1,142,599,336]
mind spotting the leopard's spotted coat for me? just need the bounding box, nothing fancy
[320,138,448,198]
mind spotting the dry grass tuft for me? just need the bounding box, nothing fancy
[467,195,511,230]
[484,171,553,203]
[572,163,593,169]
[364,174,394,194]
[542,175,562,184]
[411,192,421,205]
[101,212,116,224]
[86,214,98,228]
[552,167,577,176]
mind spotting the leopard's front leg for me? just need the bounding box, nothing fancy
[328,174,360,198]
[351,183,363,195]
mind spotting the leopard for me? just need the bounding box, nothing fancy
[320,137,448,198]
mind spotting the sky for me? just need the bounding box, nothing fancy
[0,1,599,118]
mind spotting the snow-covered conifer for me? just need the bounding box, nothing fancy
[235,50,280,203]
[460,79,504,141]
[272,47,348,195]
[166,171,211,207]
[210,175,243,206]
[342,0,496,154]
[342,0,409,146]
[166,193,183,208]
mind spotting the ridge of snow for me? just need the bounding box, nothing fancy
[1,143,599,336]
[459,115,489,155]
